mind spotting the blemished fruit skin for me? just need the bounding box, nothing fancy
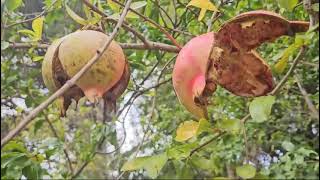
[42,30,129,116]
[172,10,310,119]
[172,32,215,118]
[58,30,125,101]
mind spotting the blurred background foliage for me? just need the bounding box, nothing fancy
[1,0,319,179]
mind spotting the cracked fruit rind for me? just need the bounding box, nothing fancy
[172,10,309,118]
[42,30,129,116]
[58,30,126,101]
[172,32,216,118]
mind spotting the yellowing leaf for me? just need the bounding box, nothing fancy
[107,0,120,12]
[65,4,87,25]
[175,120,199,142]
[32,16,44,40]
[187,0,219,21]
[236,164,256,179]
[18,29,36,37]
[274,44,298,74]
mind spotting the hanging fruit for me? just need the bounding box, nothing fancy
[172,10,309,119]
[42,30,130,116]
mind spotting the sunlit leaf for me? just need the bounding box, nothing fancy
[130,1,147,9]
[1,41,9,50]
[277,0,298,11]
[5,0,23,11]
[167,143,198,160]
[65,4,87,25]
[32,16,44,40]
[175,120,199,142]
[236,164,256,179]
[274,44,297,74]
[196,118,212,135]
[121,153,168,179]
[18,29,36,38]
[107,0,120,12]
[219,119,241,133]
[187,0,219,21]
[249,96,276,123]
[282,141,295,152]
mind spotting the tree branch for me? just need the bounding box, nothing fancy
[189,132,226,157]
[111,0,182,49]
[294,75,319,120]
[8,42,180,53]
[1,0,133,148]
[44,115,74,174]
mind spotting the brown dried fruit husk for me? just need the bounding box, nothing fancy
[208,10,309,97]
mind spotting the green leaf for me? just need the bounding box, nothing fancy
[5,0,23,11]
[249,96,276,123]
[32,56,44,62]
[312,3,319,12]
[33,119,44,134]
[190,155,212,170]
[167,143,198,160]
[175,120,199,142]
[196,118,212,135]
[131,1,147,10]
[277,0,298,11]
[32,17,44,40]
[236,164,256,179]
[1,41,9,50]
[274,44,297,74]
[121,153,168,179]
[107,0,120,12]
[65,4,88,25]
[18,29,36,38]
[1,152,27,168]
[282,141,295,152]
[2,141,26,153]
[23,164,42,180]
[219,119,241,133]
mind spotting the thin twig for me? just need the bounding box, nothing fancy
[190,47,307,156]
[1,0,133,148]
[4,0,59,29]
[117,53,174,180]
[82,0,150,47]
[44,115,74,174]
[189,132,226,157]
[270,47,306,95]
[111,0,182,49]
[294,75,319,120]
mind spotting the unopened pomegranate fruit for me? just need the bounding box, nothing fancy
[173,10,309,118]
[42,30,130,116]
